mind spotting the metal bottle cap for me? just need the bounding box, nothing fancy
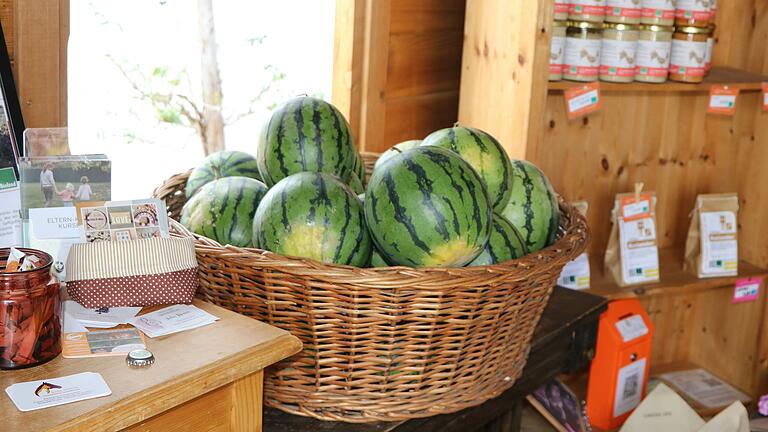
[126,349,155,367]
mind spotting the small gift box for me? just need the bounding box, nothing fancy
[65,237,198,308]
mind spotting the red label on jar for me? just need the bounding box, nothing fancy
[669,64,706,77]
[635,66,668,77]
[675,9,711,20]
[555,2,569,14]
[642,8,675,19]
[565,65,600,76]
[569,4,606,16]
[550,64,564,74]
[608,7,642,18]
[600,65,635,77]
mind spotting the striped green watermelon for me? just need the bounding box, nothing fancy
[468,213,528,266]
[353,151,366,184]
[257,96,356,187]
[185,150,261,198]
[500,160,560,252]
[365,146,492,267]
[253,172,372,266]
[369,249,390,267]
[348,172,365,195]
[180,176,267,247]
[373,140,421,172]
[421,126,512,211]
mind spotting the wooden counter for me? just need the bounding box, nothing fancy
[1,300,302,432]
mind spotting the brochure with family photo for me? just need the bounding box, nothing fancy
[19,154,111,277]
[0,166,21,248]
[75,199,169,242]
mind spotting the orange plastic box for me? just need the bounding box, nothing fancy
[586,298,654,430]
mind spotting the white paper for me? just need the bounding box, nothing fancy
[5,372,111,412]
[130,304,219,338]
[559,252,591,289]
[660,369,750,409]
[697,401,749,432]
[614,358,647,418]
[63,300,142,326]
[700,211,738,276]
[0,168,22,248]
[620,382,705,432]
[619,216,660,284]
[615,315,649,343]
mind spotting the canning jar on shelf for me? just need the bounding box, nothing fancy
[555,0,569,21]
[640,0,676,26]
[564,21,603,82]
[704,24,715,75]
[0,248,61,369]
[550,21,568,81]
[669,25,710,83]
[606,0,642,24]
[675,0,712,27]
[634,24,674,83]
[600,23,640,83]
[569,0,606,23]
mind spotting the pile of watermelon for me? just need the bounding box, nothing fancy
[180,96,561,269]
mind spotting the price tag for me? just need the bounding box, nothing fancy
[565,82,601,120]
[762,83,768,112]
[620,194,652,222]
[707,85,739,116]
[733,277,763,304]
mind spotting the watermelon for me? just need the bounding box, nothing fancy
[369,249,390,268]
[185,150,261,198]
[257,96,356,187]
[365,146,492,267]
[500,160,560,252]
[353,151,366,184]
[468,213,528,266]
[180,176,267,247]
[421,126,513,211]
[348,172,365,195]
[253,172,372,266]
[374,140,421,173]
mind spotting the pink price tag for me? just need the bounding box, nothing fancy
[733,277,763,304]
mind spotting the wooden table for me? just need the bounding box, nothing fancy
[263,287,608,432]
[1,300,302,432]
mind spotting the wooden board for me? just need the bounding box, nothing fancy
[0,300,302,432]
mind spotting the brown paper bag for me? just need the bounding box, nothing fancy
[683,193,739,278]
[604,189,660,287]
[558,201,590,289]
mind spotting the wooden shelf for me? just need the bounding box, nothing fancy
[548,67,768,92]
[586,248,768,299]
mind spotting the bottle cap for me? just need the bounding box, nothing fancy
[126,349,155,367]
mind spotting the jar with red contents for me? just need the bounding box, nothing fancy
[0,248,62,369]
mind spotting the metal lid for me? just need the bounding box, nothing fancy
[553,20,568,28]
[126,349,155,368]
[675,25,712,35]
[639,24,675,33]
[567,20,603,30]
[603,22,640,31]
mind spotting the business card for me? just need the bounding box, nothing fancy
[5,372,111,412]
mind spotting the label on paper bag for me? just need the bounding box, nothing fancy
[733,277,762,304]
[615,315,649,342]
[5,372,111,412]
[707,86,739,116]
[614,358,647,418]
[700,211,737,276]
[559,253,591,289]
[762,83,768,112]
[619,216,660,284]
[621,194,652,221]
[565,82,601,120]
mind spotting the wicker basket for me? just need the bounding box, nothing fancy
[153,153,589,423]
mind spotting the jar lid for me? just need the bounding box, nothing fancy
[553,20,568,28]
[676,25,712,35]
[567,21,603,30]
[603,23,640,31]
[639,24,675,33]
[126,349,155,367]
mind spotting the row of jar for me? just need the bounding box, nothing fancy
[556,0,717,28]
[550,21,714,84]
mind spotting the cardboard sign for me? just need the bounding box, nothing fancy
[733,277,762,304]
[621,194,652,222]
[707,85,739,116]
[565,82,601,120]
[762,83,768,112]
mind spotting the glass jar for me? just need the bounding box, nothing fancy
[669,26,710,83]
[606,0,642,24]
[704,24,715,74]
[634,24,674,83]
[641,0,676,26]
[600,23,640,83]
[0,248,61,369]
[550,21,568,81]
[569,0,606,23]
[555,0,570,21]
[675,0,711,27]
[564,21,604,82]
